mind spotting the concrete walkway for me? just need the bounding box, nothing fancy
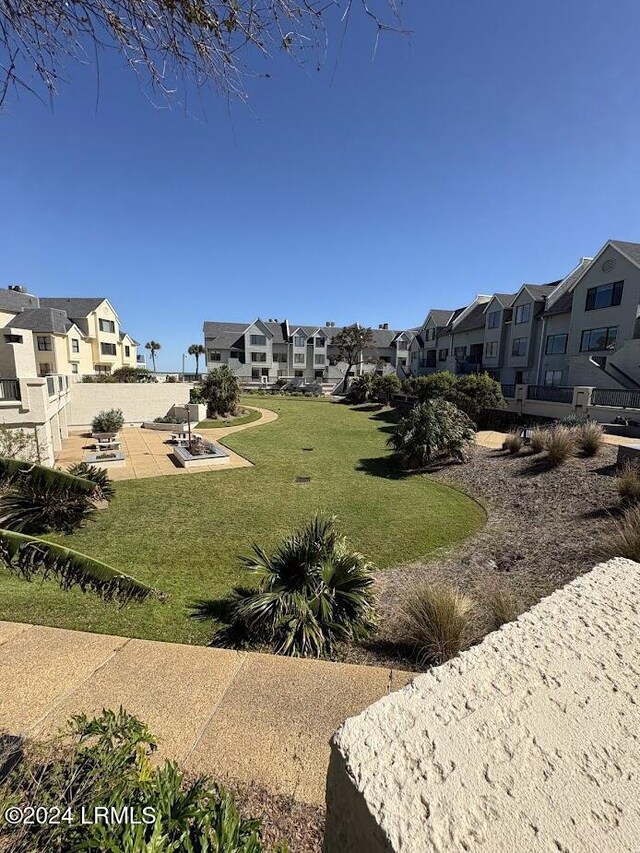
[0,621,411,806]
[476,429,640,450]
[55,406,278,481]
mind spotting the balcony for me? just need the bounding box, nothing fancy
[592,388,640,409]
[0,379,21,401]
[455,356,483,375]
[527,385,574,404]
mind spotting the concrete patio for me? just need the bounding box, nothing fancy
[0,621,411,806]
[54,406,277,480]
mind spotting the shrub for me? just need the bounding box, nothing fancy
[617,463,640,503]
[502,430,523,454]
[67,462,115,502]
[165,374,177,382]
[201,365,241,417]
[545,426,576,466]
[190,385,204,403]
[454,373,506,419]
[0,425,41,462]
[561,413,590,427]
[153,414,184,424]
[91,408,124,434]
[388,399,476,469]
[484,581,521,630]
[600,503,640,562]
[196,514,376,658]
[529,426,547,454]
[111,366,157,383]
[346,372,375,404]
[0,708,280,852]
[412,371,458,404]
[398,583,474,665]
[577,421,605,457]
[371,373,402,405]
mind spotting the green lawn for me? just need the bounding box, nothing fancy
[0,397,485,645]
[195,407,262,429]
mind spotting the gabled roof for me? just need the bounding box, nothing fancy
[520,283,561,299]
[428,309,458,327]
[203,321,249,349]
[490,293,518,308]
[0,288,40,313]
[449,297,492,333]
[6,308,73,334]
[543,258,593,317]
[40,297,106,316]
[609,240,640,267]
[119,331,139,345]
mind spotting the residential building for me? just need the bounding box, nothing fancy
[0,285,140,464]
[202,318,414,390]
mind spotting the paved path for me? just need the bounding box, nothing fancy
[55,407,278,481]
[476,429,640,450]
[0,621,411,805]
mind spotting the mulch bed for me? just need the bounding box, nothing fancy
[230,781,324,852]
[345,442,622,670]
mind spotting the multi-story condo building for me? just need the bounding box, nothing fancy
[410,239,640,394]
[202,318,414,390]
[0,285,140,464]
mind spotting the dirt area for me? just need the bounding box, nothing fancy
[232,782,324,852]
[347,442,622,670]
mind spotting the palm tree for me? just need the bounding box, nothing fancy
[188,343,206,379]
[0,529,159,602]
[194,514,376,657]
[145,340,161,372]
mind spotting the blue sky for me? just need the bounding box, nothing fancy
[2,0,640,370]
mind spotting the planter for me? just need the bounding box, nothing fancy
[85,451,126,468]
[142,421,188,431]
[603,423,640,439]
[172,441,230,469]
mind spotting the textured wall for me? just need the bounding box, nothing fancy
[325,558,640,852]
[67,383,194,426]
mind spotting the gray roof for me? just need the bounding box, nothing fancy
[0,288,40,312]
[6,308,73,334]
[521,283,560,299]
[203,319,411,350]
[429,309,457,327]
[610,240,640,266]
[543,263,592,317]
[451,303,488,333]
[203,321,250,349]
[40,297,106,317]
[491,293,517,308]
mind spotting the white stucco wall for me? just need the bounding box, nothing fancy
[325,558,640,852]
[67,383,194,426]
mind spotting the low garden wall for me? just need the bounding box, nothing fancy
[67,383,195,427]
[324,557,640,852]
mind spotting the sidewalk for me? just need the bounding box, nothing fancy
[476,429,640,450]
[0,621,411,805]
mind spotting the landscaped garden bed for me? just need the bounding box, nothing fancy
[172,438,230,467]
[84,450,126,467]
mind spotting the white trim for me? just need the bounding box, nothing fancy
[450,295,492,330]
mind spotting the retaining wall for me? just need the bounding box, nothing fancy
[67,383,194,426]
[325,558,640,852]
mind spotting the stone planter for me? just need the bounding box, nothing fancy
[172,442,230,469]
[85,451,126,468]
[142,421,188,431]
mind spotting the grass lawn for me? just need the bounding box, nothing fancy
[0,397,485,645]
[196,407,262,429]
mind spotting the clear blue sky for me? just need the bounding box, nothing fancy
[2,0,640,370]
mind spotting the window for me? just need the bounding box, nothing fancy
[511,337,527,357]
[71,338,80,353]
[315,337,326,348]
[545,334,568,355]
[514,303,531,325]
[544,370,563,386]
[40,364,53,377]
[100,342,117,356]
[294,353,305,364]
[425,350,437,367]
[261,368,269,377]
[484,340,498,358]
[250,334,266,346]
[438,348,448,362]
[71,363,79,374]
[251,351,267,362]
[251,368,260,380]
[99,319,115,333]
[208,351,221,362]
[515,370,529,384]
[294,335,306,348]
[294,370,304,378]
[315,370,324,379]
[37,336,52,351]
[125,345,130,357]
[314,354,325,365]
[580,326,618,352]
[230,350,243,361]
[273,352,287,363]
[487,310,501,329]
[4,334,23,343]
[95,365,111,375]
[397,340,407,350]
[585,281,623,311]
[454,346,467,359]
[425,327,436,341]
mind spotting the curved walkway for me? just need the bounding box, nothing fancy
[55,407,279,481]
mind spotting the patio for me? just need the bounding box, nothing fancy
[55,427,252,480]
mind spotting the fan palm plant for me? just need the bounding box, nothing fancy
[145,340,161,372]
[388,399,476,469]
[198,514,376,657]
[67,462,115,502]
[0,529,159,602]
[188,343,206,378]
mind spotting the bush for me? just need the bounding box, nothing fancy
[600,503,640,562]
[398,583,474,665]
[153,414,184,424]
[502,430,523,454]
[0,708,282,853]
[190,385,204,403]
[545,426,576,466]
[67,462,115,501]
[561,413,590,427]
[91,409,124,434]
[454,373,506,419]
[346,373,374,404]
[529,426,547,454]
[484,581,521,630]
[201,365,241,418]
[577,421,605,457]
[371,373,401,405]
[388,399,476,469]
[412,371,458,404]
[111,366,157,383]
[196,514,376,658]
[0,425,40,462]
[617,463,640,503]
[165,374,177,382]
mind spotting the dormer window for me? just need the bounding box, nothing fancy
[250,334,267,346]
[487,310,501,329]
[294,335,306,348]
[425,327,436,341]
[514,303,531,325]
[99,319,115,333]
[397,340,407,350]
[315,337,326,348]
[585,281,623,311]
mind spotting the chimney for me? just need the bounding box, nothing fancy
[381,323,389,330]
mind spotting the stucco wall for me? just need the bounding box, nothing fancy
[67,383,194,426]
[325,558,640,852]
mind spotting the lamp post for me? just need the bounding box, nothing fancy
[182,353,186,381]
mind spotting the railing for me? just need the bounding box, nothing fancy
[592,388,640,409]
[527,385,574,404]
[501,384,515,398]
[0,379,21,401]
